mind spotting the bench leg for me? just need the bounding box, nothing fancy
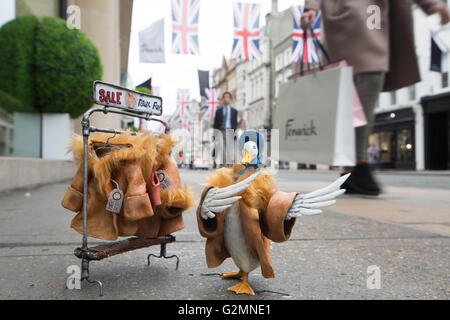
[81,258,104,297]
[147,243,180,270]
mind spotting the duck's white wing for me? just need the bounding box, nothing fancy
[200,171,261,220]
[286,173,350,220]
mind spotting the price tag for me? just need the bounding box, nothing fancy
[156,170,174,191]
[106,179,124,213]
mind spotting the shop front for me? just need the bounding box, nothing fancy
[369,108,416,170]
[421,91,450,170]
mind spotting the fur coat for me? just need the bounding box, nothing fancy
[196,165,298,278]
[61,132,194,240]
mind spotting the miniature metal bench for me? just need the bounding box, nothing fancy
[73,81,177,297]
[74,235,178,264]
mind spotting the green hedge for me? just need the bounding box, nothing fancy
[0,15,39,113]
[36,17,102,117]
[135,87,152,95]
[0,16,102,118]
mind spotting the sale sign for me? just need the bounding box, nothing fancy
[93,81,162,116]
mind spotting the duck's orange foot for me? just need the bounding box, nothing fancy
[221,271,243,280]
[227,281,255,296]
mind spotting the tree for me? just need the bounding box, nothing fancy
[0,15,38,113]
[0,16,102,118]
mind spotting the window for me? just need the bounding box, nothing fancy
[275,54,283,71]
[259,75,263,96]
[443,72,448,88]
[275,74,283,98]
[408,85,416,101]
[371,131,394,164]
[284,48,292,67]
[259,76,262,96]
[396,129,414,162]
[390,92,397,105]
[284,69,292,81]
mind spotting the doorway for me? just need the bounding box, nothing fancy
[425,111,449,170]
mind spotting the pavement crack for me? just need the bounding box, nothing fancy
[0,242,104,248]
[0,253,74,258]
[0,235,446,250]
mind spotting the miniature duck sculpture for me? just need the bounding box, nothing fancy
[197,131,350,295]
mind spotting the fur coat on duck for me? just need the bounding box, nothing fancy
[196,164,298,278]
[61,132,195,240]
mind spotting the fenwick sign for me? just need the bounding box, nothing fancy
[93,80,163,116]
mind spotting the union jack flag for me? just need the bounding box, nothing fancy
[176,88,191,119]
[181,116,190,133]
[204,88,220,119]
[171,0,200,55]
[291,5,322,63]
[231,2,262,60]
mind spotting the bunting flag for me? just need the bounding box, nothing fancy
[291,5,322,63]
[137,77,152,90]
[171,0,200,55]
[198,69,210,98]
[139,18,165,63]
[176,88,191,119]
[204,88,220,119]
[231,2,262,60]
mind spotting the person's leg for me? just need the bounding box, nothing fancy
[223,129,236,167]
[355,72,386,162]
[343,72,385,173]
[221,129,227,167]
[342,72,385,195]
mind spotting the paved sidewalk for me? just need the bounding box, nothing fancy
[0,169,448,299]
[275,170,450,236]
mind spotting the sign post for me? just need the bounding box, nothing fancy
[93,81,163,116]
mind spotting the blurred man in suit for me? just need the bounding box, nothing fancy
[213,91,238,166]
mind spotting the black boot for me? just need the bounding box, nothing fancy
[341,163,381,196]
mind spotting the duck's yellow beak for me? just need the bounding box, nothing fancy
[241,151,253,164]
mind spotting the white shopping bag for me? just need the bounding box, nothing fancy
[274,64,356,166]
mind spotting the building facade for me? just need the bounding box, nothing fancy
[372,3,450,170]
[212,57,239,102]
[167,98,204,164]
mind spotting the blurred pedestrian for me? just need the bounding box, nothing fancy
[213,91,238,166]
[302,0,449,195]
[367,143,379,171]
